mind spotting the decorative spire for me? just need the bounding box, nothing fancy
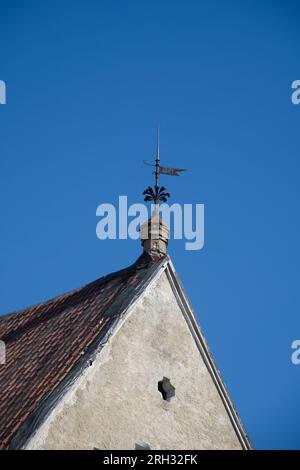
[141,130,187,258]
[142,128,186,205]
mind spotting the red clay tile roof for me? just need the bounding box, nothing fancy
[0,252,165,449]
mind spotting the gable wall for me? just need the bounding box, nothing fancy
[26,270,243,450]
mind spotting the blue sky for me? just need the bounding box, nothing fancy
[0,0,300,449]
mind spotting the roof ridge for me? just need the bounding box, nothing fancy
[0,252,160,322]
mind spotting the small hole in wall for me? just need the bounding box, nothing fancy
[135,441,151,450]
[158,377,175,401]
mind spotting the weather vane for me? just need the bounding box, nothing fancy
[143,129,186,205]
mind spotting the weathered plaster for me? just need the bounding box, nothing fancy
[26,270,243,450]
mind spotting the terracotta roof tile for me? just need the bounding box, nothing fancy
[0,252,165,448]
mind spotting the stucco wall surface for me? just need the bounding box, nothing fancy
[27,271,242,450]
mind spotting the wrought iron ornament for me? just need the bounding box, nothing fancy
[143,129,186,204]
[143,185,170,204]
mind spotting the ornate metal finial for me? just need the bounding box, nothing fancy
[143,129,186,205]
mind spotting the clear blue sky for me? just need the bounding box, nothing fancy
[1,0,300,449]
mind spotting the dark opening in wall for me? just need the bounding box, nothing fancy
[158,377,175,401]
[135,441,151,450]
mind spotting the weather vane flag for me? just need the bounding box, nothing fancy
[143,129,186,205]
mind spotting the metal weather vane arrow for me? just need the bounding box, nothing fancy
[143,129,187,205]
[158,166,187,176]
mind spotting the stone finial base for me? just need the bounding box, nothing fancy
[140,212,169,258]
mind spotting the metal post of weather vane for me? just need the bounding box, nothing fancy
[143,129,186,205]
[154,128,160,204]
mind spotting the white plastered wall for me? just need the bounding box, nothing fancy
[26,269,242,450]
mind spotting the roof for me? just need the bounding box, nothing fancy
[0,252,166,449]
